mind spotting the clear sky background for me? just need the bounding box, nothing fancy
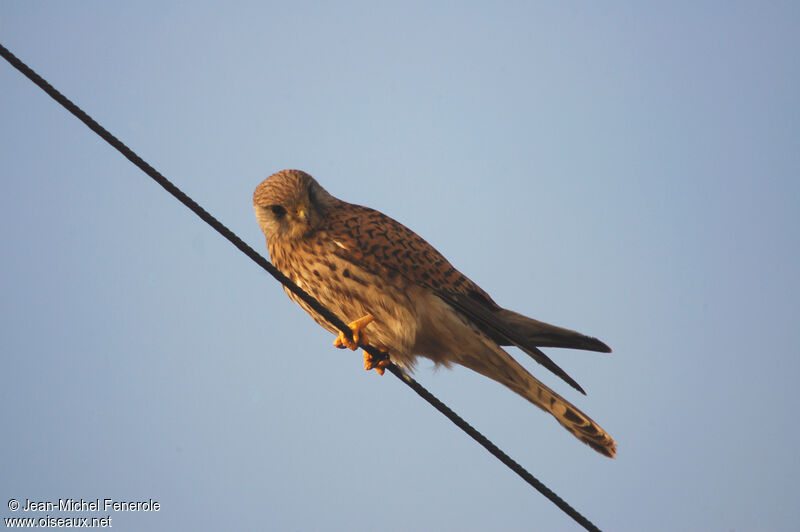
[2,2,798,531]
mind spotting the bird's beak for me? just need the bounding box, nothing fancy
[297,205,310,224]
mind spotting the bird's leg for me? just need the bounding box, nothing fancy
[333,313,374,351]
[332,314,390,374]
[363,347,391,376]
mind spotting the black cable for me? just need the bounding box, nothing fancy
[1,43,602,532]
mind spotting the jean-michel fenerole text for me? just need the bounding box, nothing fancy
[19,498,160,512]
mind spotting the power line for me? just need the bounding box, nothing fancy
[1,43,603,532]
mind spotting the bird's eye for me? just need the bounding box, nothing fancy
[269,205,287,217]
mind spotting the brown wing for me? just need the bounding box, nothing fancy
[324,203,587,393]
[324,203,490,298]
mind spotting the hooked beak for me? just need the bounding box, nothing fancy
[297,205,310,224]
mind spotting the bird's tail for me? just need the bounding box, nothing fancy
[494,308,612,353]
[454,343,616,458]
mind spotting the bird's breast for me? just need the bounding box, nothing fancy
[267,234,419,360]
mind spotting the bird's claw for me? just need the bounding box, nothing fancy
[363,349,390,376]
[333,314,374,351]
[332,314,389,374]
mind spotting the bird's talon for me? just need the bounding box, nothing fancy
[363,349,390,375]
[333,335,350,350]
[333,314,374,351]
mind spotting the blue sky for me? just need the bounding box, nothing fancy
[2,2,799,530]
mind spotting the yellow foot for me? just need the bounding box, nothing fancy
[333,314,374,351]
[363,348,390,376]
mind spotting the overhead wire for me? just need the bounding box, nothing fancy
[1,43,603,532]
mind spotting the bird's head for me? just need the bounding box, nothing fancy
[253,169,336,242]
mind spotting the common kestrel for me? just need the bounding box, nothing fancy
[254,169,616,457]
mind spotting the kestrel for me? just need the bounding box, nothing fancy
[254,169,616,457]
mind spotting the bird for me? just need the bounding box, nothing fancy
[253,169,616,457]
